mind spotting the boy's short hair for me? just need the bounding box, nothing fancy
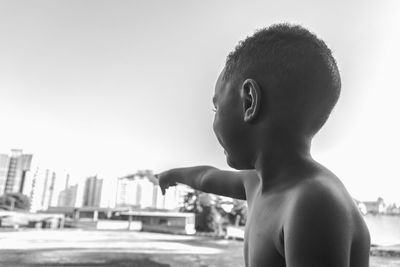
[224,23,341,135]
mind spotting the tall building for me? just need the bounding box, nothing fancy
[27,168,61,211]
[82,175,103,207]
[58,184,78,207]
[40,169,51,209]
[0,154,9,194]
[116,174,154,208]
[0,149,32,194]
[57,173,78,207]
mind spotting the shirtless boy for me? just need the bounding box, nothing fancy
[157,24,370,267]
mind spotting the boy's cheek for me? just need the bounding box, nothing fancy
[212,115,221,137]
[212,117,227,149]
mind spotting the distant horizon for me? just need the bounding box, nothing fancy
[1,147,397,206]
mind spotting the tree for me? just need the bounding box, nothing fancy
[180,190,224,233]
[0,193,31,211]
[180,191,200,213]
[229,199,247,226]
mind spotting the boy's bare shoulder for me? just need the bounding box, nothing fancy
[287,169,357,218]
[282,166,366,243]
[281,168,370,266]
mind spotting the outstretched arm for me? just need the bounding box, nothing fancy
[157,166,257,200]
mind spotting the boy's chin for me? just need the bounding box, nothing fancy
[226,155,253,170]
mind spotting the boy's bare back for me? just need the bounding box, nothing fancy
[242,165,369,267]
[157,24,371,267]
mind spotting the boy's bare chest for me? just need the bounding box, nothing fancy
[244,196,287,267]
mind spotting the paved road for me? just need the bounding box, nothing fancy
[0,229,399,267]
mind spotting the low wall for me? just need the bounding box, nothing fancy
[226,226,244,240]
[97,220,142,230]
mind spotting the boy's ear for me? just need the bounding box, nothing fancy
[241,79,261,123]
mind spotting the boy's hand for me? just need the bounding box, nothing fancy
[155,171,177,195]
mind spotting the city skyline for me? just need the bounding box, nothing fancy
[1,148,398,208]
[1,1,399,204]
[0,149,191,212]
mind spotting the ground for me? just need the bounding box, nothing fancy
[0,229,399,267]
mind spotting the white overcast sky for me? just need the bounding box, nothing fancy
[0,0,399,204]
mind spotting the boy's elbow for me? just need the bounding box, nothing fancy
[197,167,218,192]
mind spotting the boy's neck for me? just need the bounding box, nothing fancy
[253,133,313,192]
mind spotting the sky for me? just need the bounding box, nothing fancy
[0,0,399,204]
